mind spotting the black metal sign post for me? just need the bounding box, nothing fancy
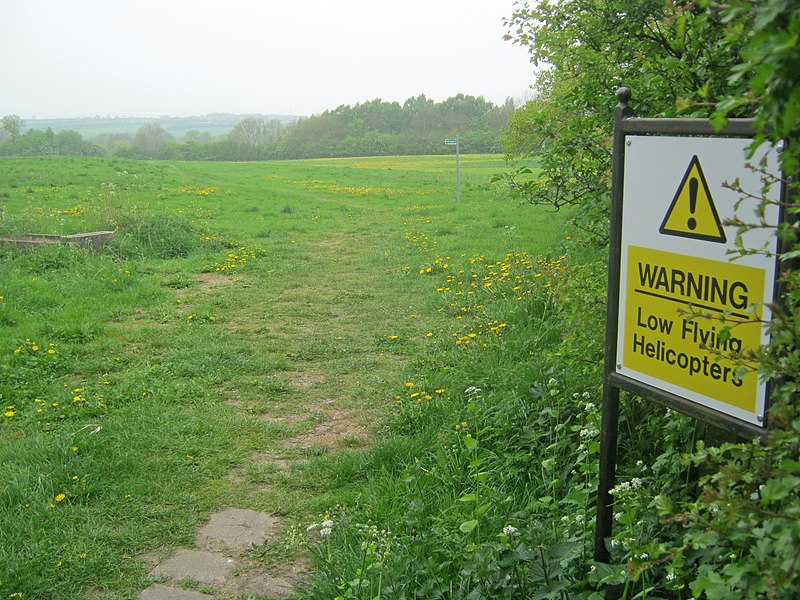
[594,87,634,564]
[594,88,785,563]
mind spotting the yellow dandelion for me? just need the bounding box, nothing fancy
[55,493,66,502]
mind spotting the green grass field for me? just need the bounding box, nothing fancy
[0,155,568,598]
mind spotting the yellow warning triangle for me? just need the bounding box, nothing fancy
[659,155,726,243]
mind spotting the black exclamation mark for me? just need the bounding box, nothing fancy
[687,177,698,230]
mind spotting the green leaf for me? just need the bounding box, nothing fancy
[459,519,479,533]
[547,540,581,562]
[476,502,492,516]
[760,476,800,503]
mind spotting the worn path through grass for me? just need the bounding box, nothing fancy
[135,170,446,598]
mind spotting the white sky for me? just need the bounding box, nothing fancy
[1,0,535,119]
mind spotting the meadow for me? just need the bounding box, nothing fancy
[0,155,572,598]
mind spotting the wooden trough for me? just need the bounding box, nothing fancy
[0,231,115,251]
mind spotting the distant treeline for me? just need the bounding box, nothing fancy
[0,94,514,160]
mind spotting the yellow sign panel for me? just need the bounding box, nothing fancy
[623,245,765,412]
[659,155,726,243]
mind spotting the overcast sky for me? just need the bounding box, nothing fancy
[1,0,536,119]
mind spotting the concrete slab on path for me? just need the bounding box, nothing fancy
[149,549,236,586]
[233,569,299,597]
[138,583,216,599]
[197,507,279,549]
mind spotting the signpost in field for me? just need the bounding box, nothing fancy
[445,137,460,204]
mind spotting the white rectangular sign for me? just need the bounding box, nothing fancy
[617,135,781,426]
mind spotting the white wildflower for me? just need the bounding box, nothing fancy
[610,478,643,496]
[502,525,518,535]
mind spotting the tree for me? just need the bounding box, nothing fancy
[264,119,284,147]
[183,130,212,143]
[2,115,23,141]
[502,0,748,238]
[134,123,173,159]
[229,118,267,158]
[54,130,81,154]
[93,132,132,151]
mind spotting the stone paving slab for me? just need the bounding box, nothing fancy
[149,549,236,586]
[139,583,216,599]
[197,507,278,549]
[235,571,297,597]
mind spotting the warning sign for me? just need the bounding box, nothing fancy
[615,135,782,427]
[659,155,726,243]
[623,245,764,412]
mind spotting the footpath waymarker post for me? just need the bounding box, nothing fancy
[445,137,460,204]
[594,88,786,563]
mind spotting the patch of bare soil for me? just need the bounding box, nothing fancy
[282,406,370,450]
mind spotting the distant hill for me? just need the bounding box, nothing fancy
[21,113,301,140]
